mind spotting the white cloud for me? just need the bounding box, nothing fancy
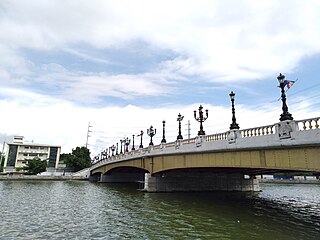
[1,89,319,157]
[1,0,320,84]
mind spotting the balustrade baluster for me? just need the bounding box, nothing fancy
[309,120,313,129]
[302,121,307,130]
[315,119,319,129]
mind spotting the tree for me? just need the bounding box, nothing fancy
[63,146,91,172]
[23,157,47,175]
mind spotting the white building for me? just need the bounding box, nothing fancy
[3,136,62,173]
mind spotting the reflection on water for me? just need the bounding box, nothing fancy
[0,181,319,239]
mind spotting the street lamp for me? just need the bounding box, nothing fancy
[120,139,125,154]
[194,105,208,136]
[111,144,116,156]
[177,113,184,140]
[125,137,131,152]
[277,73,294,121]
[229,91,240,130]
[138,130,144,148]
[116,142,119,155]
[131,135,135,151]
[147,125,156,146]
[161,120,166,143]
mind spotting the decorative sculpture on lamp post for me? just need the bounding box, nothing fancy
[177,113,184,140]
[229,91,240,130]
[194,105,208,136]
[131,135,135,151]
[161,120,166,143]
[277,73,294,121]
[147,125,156,146]
[138,130,144,148]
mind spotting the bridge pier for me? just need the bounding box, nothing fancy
[142,173,260,192]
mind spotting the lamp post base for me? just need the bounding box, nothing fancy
[198,130,206,136]
[280,113,293,121]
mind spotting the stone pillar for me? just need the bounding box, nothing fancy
[142,172,260,192]
[275,120,298,139]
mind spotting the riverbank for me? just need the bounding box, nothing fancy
[0,175,87,181]
[259,178,320,184]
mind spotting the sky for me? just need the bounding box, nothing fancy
[1,0,320,158]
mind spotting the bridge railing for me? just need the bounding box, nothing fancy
[240,124,276,137]
[91,117,320,170]
[296,117,320,130]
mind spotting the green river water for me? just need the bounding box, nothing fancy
[0,181,319,239]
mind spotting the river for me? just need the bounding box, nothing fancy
[0,181,319,239]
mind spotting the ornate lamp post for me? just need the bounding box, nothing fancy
[120,139,124,154]
[194,105,208,136]
[147,125,156,146]
[138,130,144,148]
[278,73,293,121]
[131,135,135,151]
[229,91,240,130]
[177,113,184,140]
[161,120,166,143]
[125,137,131,152]
[111,144,116,156]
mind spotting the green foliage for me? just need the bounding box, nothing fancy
[23,157,47,175]
[63,146,91,172]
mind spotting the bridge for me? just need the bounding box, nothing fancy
[89,117,320,192]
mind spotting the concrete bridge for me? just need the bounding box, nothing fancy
[89,118,320,192]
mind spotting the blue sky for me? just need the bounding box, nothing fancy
[1,0,320,156]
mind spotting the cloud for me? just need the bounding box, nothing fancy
[1,88,319,157]
[1,0,320,85]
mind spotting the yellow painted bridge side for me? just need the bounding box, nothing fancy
[91,146,320,175]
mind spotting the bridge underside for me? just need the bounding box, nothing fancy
[90,145,320,192]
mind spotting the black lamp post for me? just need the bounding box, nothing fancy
[125,137,130,152]
[161,120,166,143]
[147,125,156,146]
[120,139,124,154]
[138,130,144,148]
[131,135,135,151]
[278,73,293,121]
[116,142,119,155]
[194,105,208,136]
[177,113,184,140]
[229,91,240,130]
[111,144,116,156]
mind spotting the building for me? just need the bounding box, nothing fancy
[3,136,62,173]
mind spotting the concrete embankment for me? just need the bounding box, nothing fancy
[0,175,87,181]
[259,179,320,184]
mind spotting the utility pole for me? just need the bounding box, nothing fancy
[85,122,93,148]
